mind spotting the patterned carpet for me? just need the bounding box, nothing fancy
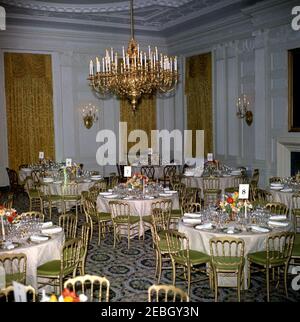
[1,189,300,302]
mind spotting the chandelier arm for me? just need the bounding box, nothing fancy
[130,0,134,40]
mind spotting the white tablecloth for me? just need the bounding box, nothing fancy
[178,220,292,289]
[97,194,179,236]
[0,231,64,289]
[182,176,237,195]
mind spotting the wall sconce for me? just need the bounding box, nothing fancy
[236,94,253,126]
[82,103,98,129]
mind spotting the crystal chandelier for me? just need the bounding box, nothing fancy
[88,0,179,112]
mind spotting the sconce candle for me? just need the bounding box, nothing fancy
[82,103,99,129]
[236,94,253,126]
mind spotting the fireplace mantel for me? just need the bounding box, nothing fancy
[277,137,300,177]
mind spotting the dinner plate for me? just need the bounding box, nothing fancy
[99,192,112,196]
[194,223,215,230]
[29,234,50,243]
[183,213,202,218]
[249,225,271,233]
[182,218,203,225]
[104,194,119,199]
[159,193,173,197]
[270,186,284,190]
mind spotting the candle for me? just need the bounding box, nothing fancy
[244,200,247,219]
[1,216,5,241]
[122,46,125,64]
[89,60,93,75]
[96,57,100,73]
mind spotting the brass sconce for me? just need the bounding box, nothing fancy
[82,103,98,129]
[236,94,253,126]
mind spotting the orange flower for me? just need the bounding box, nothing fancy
[226,197,233,204]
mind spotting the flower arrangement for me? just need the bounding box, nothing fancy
[126,173,148,189]
[219,192,253,219]
[41,289,87,302]
[0,206,18,223]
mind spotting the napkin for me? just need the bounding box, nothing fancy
[269,215,287,221]
[3,241,15,250]
[227,227,235,234]
[144,196,155,199]
[280,188,293,193]
[42,221,53,228]
[183,213,202,218]
[250,225,270,233]
[41,227,63,235]
[195,223,213,230]
[268,220,289,227]
[30,234,49,242]
[99,192,112,196]
[182,218,203,224]
[159,193,173,197]
[166,190,177,194]
[104,194,118,199]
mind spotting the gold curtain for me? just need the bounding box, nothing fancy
[185,52,212,157]
[4,53,55,171]
[120,97,156,153]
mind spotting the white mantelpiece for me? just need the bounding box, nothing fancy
[277,138,300,177]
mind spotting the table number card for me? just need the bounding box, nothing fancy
[39,151,44,159]
[207,153,213,161]
[124,166,132,178]
[238,184,249,199]
[66,158,72,167]
[12,281,27,302]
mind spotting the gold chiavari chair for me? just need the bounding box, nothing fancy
[0,285,36,302]
[248,232,295,302]
[148,284,189,302]
[37,238,82,293]
[59,213,78,240]
[209,237,245,302]
[77,223,91,275]
[269,176,282,184]
[150,207,172,283]
[141,165,155,180]
[61,182,81,216]
[203,176,220,190]
[159,165,177,187]
[291,194,300,266]
[108,174,119,189]
[265,202,288,216]
[109,201,140,249]
[39,183,63,220]
[64,274,110,302]
[251,188,273,207]
[182,202,202,214]
[83,197,111,245]
[165,230,210,296]
[20,211,44,222]
[92,180,107,192]
[224,176,246,194]
[203,189,222,209]
[25,178,42,212]
[0,253,27,286]
[3,192,14,209]
[185,187,201,204]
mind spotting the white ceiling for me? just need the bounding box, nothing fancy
[0,0,262,37]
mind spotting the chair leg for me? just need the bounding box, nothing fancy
[284,264,289,298]
[187,266,191,297]
[29,198,32,211]
[266,267,270,302]
[171,260,176,286]
[98,221,101,246]
[247,261,251,289]
[237,271,241,302]
[157,253,163,283]
[214,270,218,302]
[113,225,116,248]
[127,225,130,249]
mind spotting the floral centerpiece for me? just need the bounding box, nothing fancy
[219,192,253,221]
[0,206,18,240]
[126,173,148,189]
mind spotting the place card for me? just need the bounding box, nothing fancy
[238,184,249,199]
[12,281,27,302]
[124,166,132,177]
[39,151,44,159]
[207,153,213,161]
[66,158,72,167]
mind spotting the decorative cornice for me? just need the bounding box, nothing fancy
[0,0,194,13]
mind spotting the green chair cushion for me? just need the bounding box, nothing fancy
[97,212,111,221]
[248,251,288,266]
[5,273,25,285]
[48,195,63,201]
[142,215,152,223]
[292,244,300,257]
[294,234,300,246]
[114,215,140,225]
[171,209,182,218]
[173,250,210,265]
[28,190,40,198]
[37,260,61,276]
[63,195,81,201]
[211,256,244,270]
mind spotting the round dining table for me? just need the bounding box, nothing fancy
[0,229,64,290]
[97,192,179,237]
[178,219,293,289]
